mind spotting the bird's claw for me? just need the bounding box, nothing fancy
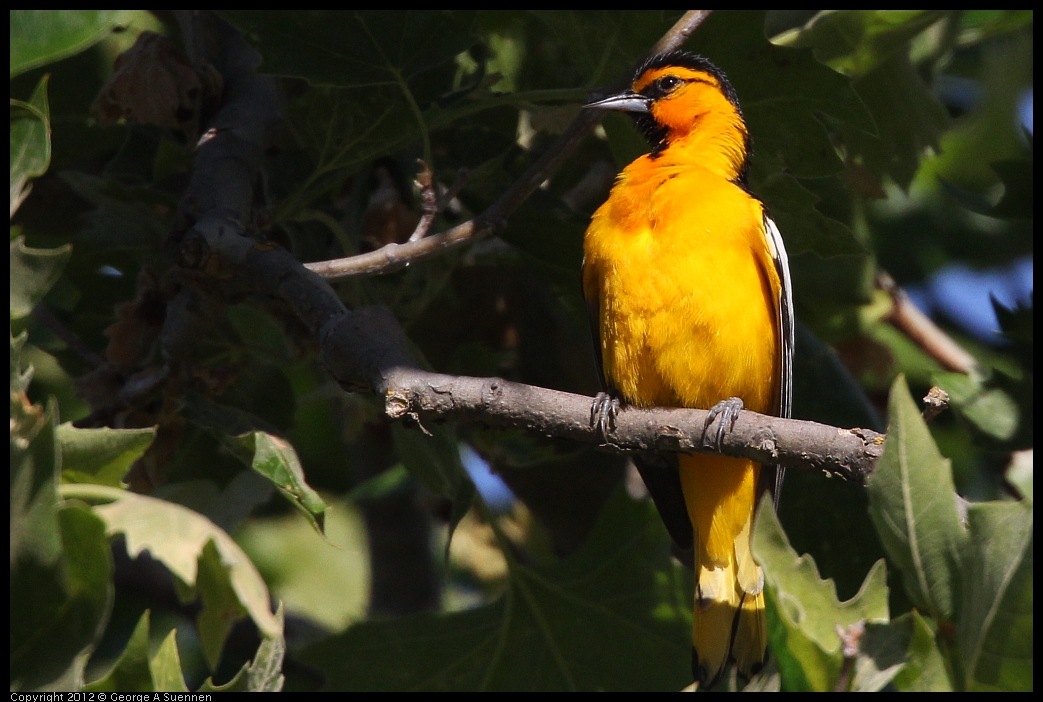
[704,396,744,450]
[591,390,621,443]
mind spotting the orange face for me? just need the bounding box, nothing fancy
[631,65,741,142]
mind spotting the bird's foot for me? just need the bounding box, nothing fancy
[703,396,744,450]
[591,390,622,443]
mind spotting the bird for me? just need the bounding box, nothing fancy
[581,51,794,687]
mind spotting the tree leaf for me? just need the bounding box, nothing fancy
[219,11,475,100]
[10,10,130,77]
[10,237,71,321]
[302,490,692,690]
[891,610,952,691]
[959,500,1033,691]
[691,11,876,180]
[229,431,327,536]
[57,424,156,488]
[149,628,191,692]
[58,485,282,660]
[84,610,154,692]
[866,374,966,622]
[753,495,889,691]
[10,75,51,217]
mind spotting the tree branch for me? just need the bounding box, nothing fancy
[876,271,977,375]
[177,12,885,496]
[377,366,884,485]
[303,10,714,281]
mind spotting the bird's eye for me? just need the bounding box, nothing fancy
[658,76,682,92]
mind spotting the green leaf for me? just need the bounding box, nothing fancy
[59,485,283,661]
[892,610,952,691]
[57,424,156,488]
[691,11,876,180]
[11,500,114,691]
[10,237,71,320]
[303,490,692,690]
[530,11,682,87]
[10,395,61,569]
[84,610,154,692]
[934,371,1021,443]
[347,463,412,502]
[198,604,286,692]
[753,496,889,691]
[246,604,286,692]
[959,500,1033,691]
[753,171,864,257]
[778,11,951,189]
[10,10,129,77]
[866,374,967,621]
[988,157,1033,220]
[229,431,327,535]
[11,330,34,393]
[847,52,949,189]
[11,74,51,216]
[220,11,476,96]
[149,628,190,693]
[58,171,170,251]
[784,11,948,76]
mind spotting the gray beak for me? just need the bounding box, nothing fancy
[584,91,651,114]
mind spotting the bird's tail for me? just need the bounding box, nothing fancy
[679,453,766,687]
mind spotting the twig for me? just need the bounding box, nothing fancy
[407,159,438,243]
[877,271,977,375]
[304,10,711,281]
[834,621,865,692]
[922,386,949,423]
[651,10,713,55]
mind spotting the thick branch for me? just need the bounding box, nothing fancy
[380,367,884,485]
[176,13,886,493]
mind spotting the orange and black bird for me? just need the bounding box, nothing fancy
[582,51,794,686]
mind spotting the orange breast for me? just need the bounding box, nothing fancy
[582,155,780,414]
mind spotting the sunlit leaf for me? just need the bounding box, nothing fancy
[229,431,327,535]
[959,500,1033,691]
[753,496,889,691]
[58,424,156,488]
[866,375,967,622]
[149,628,190,693]
[59,485,282,664]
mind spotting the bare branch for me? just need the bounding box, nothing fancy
[651,10,713,55]
[378,366,884,484]
[877,271,978,375]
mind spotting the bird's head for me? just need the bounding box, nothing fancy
[586,51,749,177]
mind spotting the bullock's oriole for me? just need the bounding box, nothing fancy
[582,51,794,686]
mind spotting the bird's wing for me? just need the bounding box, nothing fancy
[763,213,794,507]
